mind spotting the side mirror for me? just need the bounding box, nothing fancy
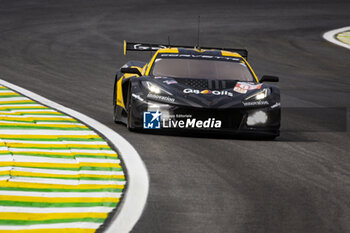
[260,75,279,82]
[120,67,142,76]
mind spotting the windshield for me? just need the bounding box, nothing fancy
[150,56,255,81]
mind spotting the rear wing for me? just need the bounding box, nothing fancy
[123,40,248,59]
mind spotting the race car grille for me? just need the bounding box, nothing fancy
[175,79,237,90]
[176,79,209,89]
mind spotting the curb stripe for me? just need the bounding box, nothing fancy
[2,140,108,145]
[7,148,114,153]
[0,79,149,233]
[9,178,126,185]
[0,212,108,220]
[0,191,122,198]
[0,201,118,208]
[0,187,123,193]
[8,167,124,175]
[0,207,115,213]
[0,196,120,203]
[0,181,124,190]
[323,26,350,50]
[0,222,101,230]
[0,229,95,233]
[0,165,123,171]
[0,83,127,231]
[0,130,98,135]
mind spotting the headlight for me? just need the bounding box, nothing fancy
[143,81,172,95]
[245,88,270,101]
[147,101,171,120]
[146,81,161,94]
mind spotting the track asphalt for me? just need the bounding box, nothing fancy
[1,0,350,232]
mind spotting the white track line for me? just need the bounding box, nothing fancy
[0,79,149,233]
[0,115,72,118]
[2,139,108,145]
[0,191,122,198]
[9,167,124,175]
[9,177,126,185]
[9,148,115,153]
[0,109,58,113]
[0,104,43,108]
[0,130,98,135]
[11,155,121,164]
[0,206,115,213]
[323,26,350,50]
[0,222,101,230]
[0,97,31,102]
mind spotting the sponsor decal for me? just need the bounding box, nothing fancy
[143,110,161,129]
[133,44,167,51]
[242,101,269,106]
[163,80,178,85]
[132,93,144,102]
[271,102,281,109]
[163,118,221,129]
[143,111,221,129]
[147,93,175,103]
[184,88,233,97]
[175,114,192,118]
[233,82,262,94]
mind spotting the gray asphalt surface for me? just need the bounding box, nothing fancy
[1,0,350,232]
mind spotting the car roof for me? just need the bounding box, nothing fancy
[156,47,243,58]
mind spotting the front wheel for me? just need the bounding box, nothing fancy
[113,105,123,123]
[126,83,135,131]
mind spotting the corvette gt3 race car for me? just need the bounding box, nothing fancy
[113,41,280,138]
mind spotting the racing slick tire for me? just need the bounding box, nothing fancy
[126,83,136,131]
[113,105,123,124]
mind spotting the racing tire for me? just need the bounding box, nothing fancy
[113,105,123,124]
[126,83,135,131]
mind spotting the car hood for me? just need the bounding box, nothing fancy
[140,76,272,108]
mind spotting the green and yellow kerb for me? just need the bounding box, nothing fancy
[0,85,126,233]
[336,31,350,45]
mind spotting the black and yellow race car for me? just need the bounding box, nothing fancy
[113,41,280,138]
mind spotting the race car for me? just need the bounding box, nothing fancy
[113,41,280,138]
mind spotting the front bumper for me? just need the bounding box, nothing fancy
[128,97,280,136]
